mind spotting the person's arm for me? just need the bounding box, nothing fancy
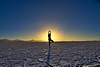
[48,31,51,34]
[48,31,49,40]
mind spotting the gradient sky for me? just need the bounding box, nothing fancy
[0,0,100,41]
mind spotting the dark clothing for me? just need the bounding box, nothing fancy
[48,34,51,40]
[48,31,54,47]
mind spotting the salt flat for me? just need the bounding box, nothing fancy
[0,41,100,67]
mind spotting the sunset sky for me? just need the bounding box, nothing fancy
[0,0,100,41]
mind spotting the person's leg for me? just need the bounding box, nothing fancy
[51,39,54,42]
[49,40,50,47]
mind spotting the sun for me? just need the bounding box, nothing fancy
[41,30,58,41]
[33,24,65,41]
[34,29,62,41]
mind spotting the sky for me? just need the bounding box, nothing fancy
[0,0,100,41]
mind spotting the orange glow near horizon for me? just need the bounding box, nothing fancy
[33,25,65,41]
[30,24,90,41]
[34,30,62,41]
[23,25,91,41]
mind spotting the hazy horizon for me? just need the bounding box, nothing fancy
[0,38,100,42]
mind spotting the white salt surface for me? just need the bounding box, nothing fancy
[0,41,100,67]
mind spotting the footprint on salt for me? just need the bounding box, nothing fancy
[60,60,68,65]
[38,58,44,61]
[31,53,34,56]
[97,55,100,62]
[45,52,48,55]
[23,58,32,62]
[43,48,48,51]
[26,58,32,61]
[21,52,27,54]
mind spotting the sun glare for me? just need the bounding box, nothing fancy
[33,24,65,41]
[40,30,59,41]
[34,29,63,41]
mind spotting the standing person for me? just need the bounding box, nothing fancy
[48,30,54,47]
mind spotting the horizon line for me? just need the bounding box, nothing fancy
[0,38,100,42]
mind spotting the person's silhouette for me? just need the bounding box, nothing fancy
[48,30,54,47]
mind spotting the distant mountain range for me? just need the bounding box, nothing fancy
[0,39,24,42]
[0,39,46,42]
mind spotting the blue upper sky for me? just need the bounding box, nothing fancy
[0,0,100,41]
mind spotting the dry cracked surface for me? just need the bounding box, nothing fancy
[0,42,100,67]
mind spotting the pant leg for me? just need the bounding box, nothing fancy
[50,39,54,42]
[49,40,50,47]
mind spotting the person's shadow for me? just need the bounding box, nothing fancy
[37,47,53,67]
[45,47,53,67]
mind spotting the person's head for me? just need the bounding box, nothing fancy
[48,30,51,34]
[49,30,51,32]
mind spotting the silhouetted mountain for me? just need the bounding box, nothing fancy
[0,39,10,42]
[0,39,24,42]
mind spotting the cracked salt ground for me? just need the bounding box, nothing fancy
[0,42,100,67]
